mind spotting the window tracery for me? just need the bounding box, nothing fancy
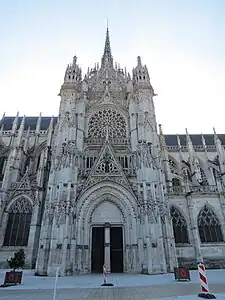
[198,206,223,243]
[96,150,119,174]
[170,206,189,244]
[3,198,32,246]
[88,109,126,138]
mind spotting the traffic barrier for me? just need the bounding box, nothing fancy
[197,263,216,299]
[101,264,114,287]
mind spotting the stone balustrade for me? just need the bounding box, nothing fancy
[167,185,219,196]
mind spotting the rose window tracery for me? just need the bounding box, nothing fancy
[88,109,126,138]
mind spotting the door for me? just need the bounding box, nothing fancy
[110,227,123,273]
[91,227,104,273]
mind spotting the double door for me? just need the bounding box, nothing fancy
[91,226,123,273]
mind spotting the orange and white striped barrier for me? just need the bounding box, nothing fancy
[197,263,216,299]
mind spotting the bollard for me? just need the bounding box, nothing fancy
[103,264,107,284]
[53,267,60,300]
[101,264,114,287]
[197,263,216,299]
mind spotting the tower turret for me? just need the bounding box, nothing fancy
[132,56,153,92]
[64,56,82,85]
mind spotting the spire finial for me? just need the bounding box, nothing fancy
[101,24,113,67]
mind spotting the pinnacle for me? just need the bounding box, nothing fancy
[101,27,113,67]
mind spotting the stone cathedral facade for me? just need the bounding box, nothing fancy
[0,29,225,276]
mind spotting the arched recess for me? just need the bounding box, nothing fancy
[197,205,224,243]
[172,178,181,186]
[170,206,190,244]
[76,181,138,245]
[3,196,33,246]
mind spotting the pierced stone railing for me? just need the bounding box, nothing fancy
[190,185,218,194]
[84,137,131,145]
[167,185,219,195]
[167,186,186,195]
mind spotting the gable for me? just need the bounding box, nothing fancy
[78,139,135,197]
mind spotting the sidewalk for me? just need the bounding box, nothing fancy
[0,268,225,290]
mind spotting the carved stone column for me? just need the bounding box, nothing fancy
[104,222,111,273]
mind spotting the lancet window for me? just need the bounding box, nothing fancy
[3,198,32,247]
[198,206,223,243]
[88,109,127,139]
[170,206,189,244]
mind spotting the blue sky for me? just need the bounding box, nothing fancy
[0,0,224,133]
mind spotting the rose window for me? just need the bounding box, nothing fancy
[88,109,127,138]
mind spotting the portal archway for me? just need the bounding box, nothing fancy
[75,181,138,273]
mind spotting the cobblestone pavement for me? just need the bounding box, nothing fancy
[1,283,225,300]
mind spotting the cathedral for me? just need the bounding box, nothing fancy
[0,29,225,276]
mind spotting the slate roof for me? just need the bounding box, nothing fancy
[0,116,224,146]
[0,117,58,131]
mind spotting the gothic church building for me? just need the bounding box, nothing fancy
[0,29,225,276]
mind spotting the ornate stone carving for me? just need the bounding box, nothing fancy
[9,171,37,203]
[88,109,127,139]
[43,202,55,225]
[135,140,153,169]
[7,197,32,213]
[55,141,78,170]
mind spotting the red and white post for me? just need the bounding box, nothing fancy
[197,263,216,299]
[103,264,107,284]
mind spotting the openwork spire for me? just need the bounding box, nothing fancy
[101,27,113,67]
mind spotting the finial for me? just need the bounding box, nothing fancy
[201,133,207,149]
[101,25,113,67]
[158,124,163,136]
[107,17,108,29]
[137,56,142,66]
[158,124,166,148]
[73,56,77,65]
[177,134,182,149]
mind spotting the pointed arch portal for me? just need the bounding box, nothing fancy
[76,181,138,273]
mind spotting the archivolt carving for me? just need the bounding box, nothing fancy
[76,182,138,225]
[81,192,132,227]
[88,196,126,224]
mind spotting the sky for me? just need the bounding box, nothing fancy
[0,0,225,134]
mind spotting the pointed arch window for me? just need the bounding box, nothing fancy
[3,198,32,247]
[170,206,189,244]
[198,206,223,243]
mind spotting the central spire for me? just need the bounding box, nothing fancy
[101,26,113,67]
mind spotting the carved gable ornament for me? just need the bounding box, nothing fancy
[9,170,36,201]
[78,139,134,197]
